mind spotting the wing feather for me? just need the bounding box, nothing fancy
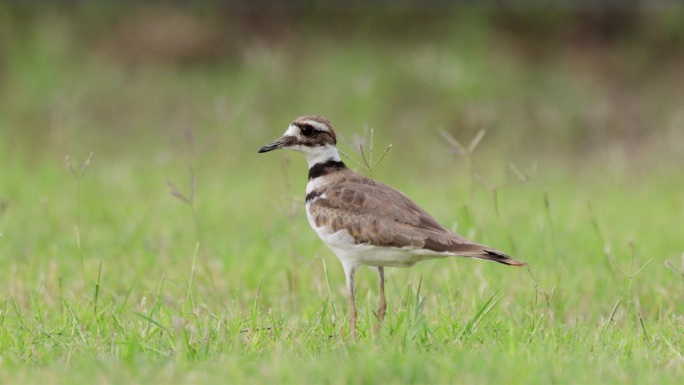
[309,170,526,266]
[310,171,469,249]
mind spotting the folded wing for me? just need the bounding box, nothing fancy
[309,173,525,266]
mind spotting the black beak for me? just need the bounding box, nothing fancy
[258,136,293,153]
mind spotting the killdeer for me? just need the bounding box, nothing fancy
[258,116,526,335]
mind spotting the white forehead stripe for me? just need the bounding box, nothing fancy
[301,120,330,132]
[284,121,330,138]
[284,124,299,137]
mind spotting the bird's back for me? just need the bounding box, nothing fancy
[306,167,524,266]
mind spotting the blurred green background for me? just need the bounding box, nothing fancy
[1,2,683,384]
[2,3,683,162]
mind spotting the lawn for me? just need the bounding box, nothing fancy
[1,7,683,384]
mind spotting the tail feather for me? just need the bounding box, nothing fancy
[476,249,527,267]
[421,232,527,267]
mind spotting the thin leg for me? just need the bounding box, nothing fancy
[374,267,387,334]
[377,267,387,322]
[343,263,358,338]
[348,275,357,337]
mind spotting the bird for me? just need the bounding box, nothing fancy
[258,115,526,335]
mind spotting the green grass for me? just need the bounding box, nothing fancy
[1,9,684,384]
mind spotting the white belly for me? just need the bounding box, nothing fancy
[305,202,446,268]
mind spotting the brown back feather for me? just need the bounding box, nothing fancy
[309,169,526,266]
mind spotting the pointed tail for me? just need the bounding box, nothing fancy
[476,249,527,267]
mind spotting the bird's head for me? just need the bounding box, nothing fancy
[258,115,340,166]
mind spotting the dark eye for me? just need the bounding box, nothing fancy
[300,125,315,137]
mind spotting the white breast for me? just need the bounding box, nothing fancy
[305,196,444,269]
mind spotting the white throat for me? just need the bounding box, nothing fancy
[299,144,341,168]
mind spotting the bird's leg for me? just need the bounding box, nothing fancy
[348,277,357,338]
[377,266,387,321]
[343,263,358,338]
[374,266,387,333]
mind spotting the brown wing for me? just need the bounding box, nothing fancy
[309,171,526,266]
[310,172,471,249]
